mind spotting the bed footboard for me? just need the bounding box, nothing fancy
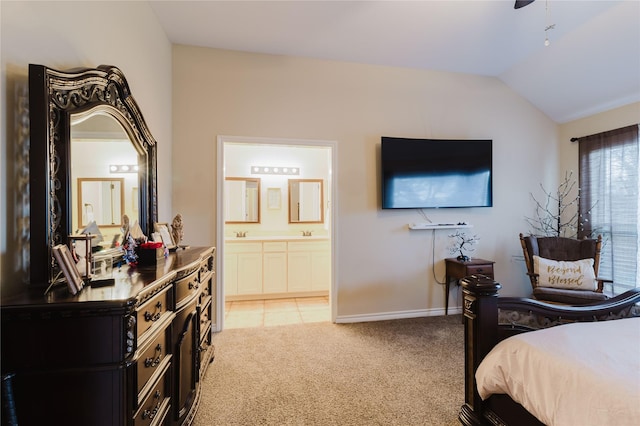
[458,275,640,426]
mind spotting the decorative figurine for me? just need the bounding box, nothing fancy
[121,214,130,243]
[171,213,184,246]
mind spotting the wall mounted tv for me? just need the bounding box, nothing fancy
[381,137,493,209]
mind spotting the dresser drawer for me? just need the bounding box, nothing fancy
[199,255,214,279]
[199,298,212,332]
[136,287,172,340]
[175,271,200,307]
[199,322,214,375]
[136,330,170,402]
[199,276,212,300]
[133,365,171,426]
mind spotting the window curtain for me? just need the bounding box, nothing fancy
[578,124,639,292]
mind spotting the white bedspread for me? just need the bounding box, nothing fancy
[476,317,640,426]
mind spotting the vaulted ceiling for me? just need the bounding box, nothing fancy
[149,0,640,123]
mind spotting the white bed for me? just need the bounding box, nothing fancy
[476,317,640,426]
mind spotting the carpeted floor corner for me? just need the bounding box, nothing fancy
[194,315,464,425]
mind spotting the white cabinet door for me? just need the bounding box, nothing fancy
[236,252,263,294]
[311,250,331,291]
[224,253,239,295]
[288,241,330,293]
[263,252,287,293]
[226,242,262,295]
[287,251,312,292]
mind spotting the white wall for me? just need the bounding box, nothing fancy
[1,1,172,295]
[172,46,562,319]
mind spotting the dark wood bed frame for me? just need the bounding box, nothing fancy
[458,275,640,426]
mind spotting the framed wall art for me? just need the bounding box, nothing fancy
[267,187,281,209]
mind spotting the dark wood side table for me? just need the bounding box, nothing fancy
[444,258,495,315]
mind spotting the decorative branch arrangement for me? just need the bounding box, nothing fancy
[448,231,480,261]
[525,170,596,238]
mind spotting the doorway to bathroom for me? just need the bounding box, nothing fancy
[216,136,336,330]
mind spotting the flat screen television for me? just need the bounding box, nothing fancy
[381,137,492,209]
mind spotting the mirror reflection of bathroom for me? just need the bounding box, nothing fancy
[78,178,125,227]
[222,140,333,329]
[289,179,323,223]
[71,112,139,250]
[225,177,260,223]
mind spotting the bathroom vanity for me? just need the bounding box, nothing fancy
[224,236,330,300]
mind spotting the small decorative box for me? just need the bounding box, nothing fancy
[136,242,165,265]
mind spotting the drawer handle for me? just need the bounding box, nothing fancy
[188,280,200,290]
[144,344,163,368]
[144,301,162,322]
[142,390,161,420]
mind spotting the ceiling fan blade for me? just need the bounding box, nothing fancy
[514,0,535,9]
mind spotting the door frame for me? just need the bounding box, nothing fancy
[215,135,338,331]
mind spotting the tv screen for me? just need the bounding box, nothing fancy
[381,137,492,209]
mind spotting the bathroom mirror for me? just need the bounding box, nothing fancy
[288,179,324,223]
[225,177,261,223]
[77,178,125,228]
[29,64,158,286]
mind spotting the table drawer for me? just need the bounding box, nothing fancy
[465,264,494,277]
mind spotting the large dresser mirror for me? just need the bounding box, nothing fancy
[29,64,158,286]
[288,179,324,223]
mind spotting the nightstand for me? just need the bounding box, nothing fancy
[444,258,495,315]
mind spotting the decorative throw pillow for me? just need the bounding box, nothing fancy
[533,256,597,291]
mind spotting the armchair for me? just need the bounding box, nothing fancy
[519,233,611,304]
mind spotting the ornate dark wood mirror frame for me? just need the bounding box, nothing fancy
[29,64,158,286]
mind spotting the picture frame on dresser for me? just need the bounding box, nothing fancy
[52,244,84,295]
[154,222,177,250]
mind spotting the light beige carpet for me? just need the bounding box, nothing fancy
[194,315,464,425]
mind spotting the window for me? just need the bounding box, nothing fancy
[578,124,639,293]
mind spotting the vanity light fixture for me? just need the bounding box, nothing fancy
[109,164,139,173]
[251,165,300,175]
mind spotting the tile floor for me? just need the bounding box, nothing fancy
[224,296,330,329]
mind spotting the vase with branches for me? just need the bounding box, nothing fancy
[525,170,596,238]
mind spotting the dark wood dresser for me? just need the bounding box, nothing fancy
[1,246,215,426]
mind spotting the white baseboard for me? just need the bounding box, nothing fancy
[335,306,462,323]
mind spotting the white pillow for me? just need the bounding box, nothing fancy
[533,255,597,291]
